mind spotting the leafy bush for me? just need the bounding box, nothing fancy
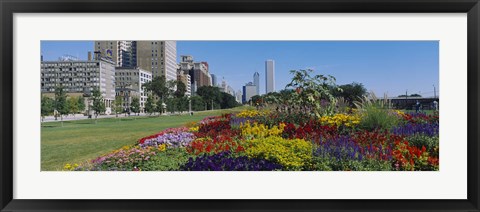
[405,134,439,153]
[141,148,192,171]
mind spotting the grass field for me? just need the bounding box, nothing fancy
[41,107,248,171]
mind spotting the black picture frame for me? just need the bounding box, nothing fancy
[1,0,479,211]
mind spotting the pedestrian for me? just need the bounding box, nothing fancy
[415,101,421,113]
[433,100,438,111]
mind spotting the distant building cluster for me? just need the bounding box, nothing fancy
[41,41,278,113]
[241,59,275,104]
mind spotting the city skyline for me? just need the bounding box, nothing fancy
[41,41,439,98]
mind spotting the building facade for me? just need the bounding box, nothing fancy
[178,55,212,94]
[136,41,177,81]
[115,67,152,112]
[211,73,218,87]
[177,70,192,97]
[41,58,116,114]
[242,82,256,104]
[94,41,136,68]
[265,60,275,94]
[253,72,260,96]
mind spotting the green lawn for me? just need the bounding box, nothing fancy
[41,107,247,171]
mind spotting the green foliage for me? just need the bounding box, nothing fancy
[312,157,392,171]
[190,96,205,111]
[114,96,123,117]
[220,92,239,109]
[91,87,105,118]
[285,69,340,117]
[144,95,156,115]
[41,95,54,119]
[333,82,367,105]
[141,148,192,171]
[174,80,187,98]
[406,135,439,153]
[354,93,400,131]
[54,86,69,116]
[130,97,140,115]
[196,86,221,109]
[143,76,169,101]
[77,96,86,113]
[67,96,79,116]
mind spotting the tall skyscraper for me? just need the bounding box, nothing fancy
[136,41,177,81]
[265,60,275,94]
[95,40,177,81]
[211,74,218,86]
[253,72,260,95]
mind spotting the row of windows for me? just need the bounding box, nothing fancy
[42,63,99,67]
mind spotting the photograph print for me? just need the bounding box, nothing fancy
[40,41,439,171]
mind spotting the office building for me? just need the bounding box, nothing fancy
[242,82,257,104]
[265,60,275,93]
[236,90,243,103]
[94,41,136,67]
[211,74,218,86]
[178,55,211,94]
[115,67,152,112]
[136,41,177,81]
[41,57,116,114]
[253,72,260,95]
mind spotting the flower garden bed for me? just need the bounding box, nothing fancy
[66,109,439,171]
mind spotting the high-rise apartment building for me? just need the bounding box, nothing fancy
[136,41,177,81]
[178,55,211,94]
[41,57,116,114]
[253,72,260,96]
[265,60,275,94]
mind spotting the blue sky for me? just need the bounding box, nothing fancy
[41,41,439,97]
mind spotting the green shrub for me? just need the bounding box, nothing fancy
[354,93,400,131]
[140,148,192,171]
[406,134,439,154]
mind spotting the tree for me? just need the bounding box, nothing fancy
[54,86,69,126]
[91,87,106,123]
[156,97,164,115]
[220,92,239,109]
[196,86,221,110]
[130,97,140,116]
[114,96,123,118]
[41,95,54,122]
[174,80,187,98]
[143,76,169,104]
[190,96,205,111]
[286,69,340,117]
[144,95,156,115]
[77,96,86,114]
[67,96,79,117]
[333,82,367,106]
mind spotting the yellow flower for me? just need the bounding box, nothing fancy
[240,121,285,138]
[320,113,361,128]
[246,136,312,170]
